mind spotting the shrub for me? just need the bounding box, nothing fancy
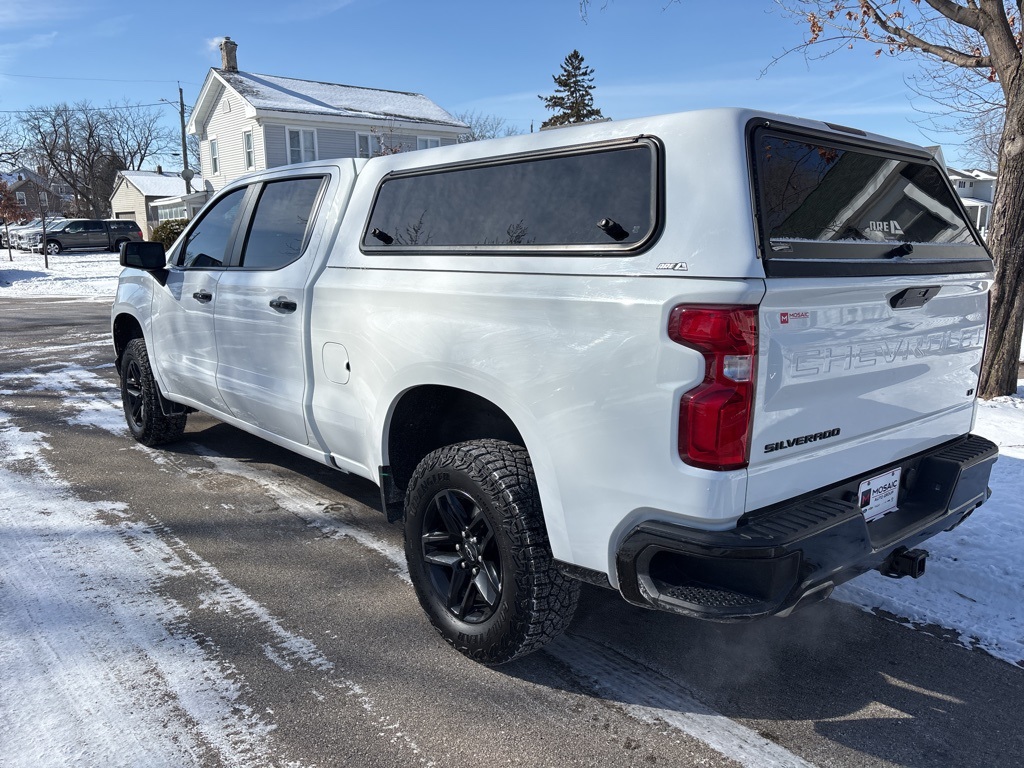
[150,218,189,248]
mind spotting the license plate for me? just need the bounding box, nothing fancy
[859,468,901,522]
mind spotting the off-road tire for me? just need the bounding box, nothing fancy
[120,338,187,446]
[404,439,579,665]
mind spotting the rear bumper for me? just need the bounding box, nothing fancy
[615,434,998,620]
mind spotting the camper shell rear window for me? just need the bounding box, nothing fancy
[361,138,659,254]
[750,124,992,277]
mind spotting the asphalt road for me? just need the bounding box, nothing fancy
[2,297,1022,768]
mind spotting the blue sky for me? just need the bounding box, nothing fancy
[0,0,974,165]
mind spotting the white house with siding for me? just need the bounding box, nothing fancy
[109,169,207,238]
[187,37,467,192]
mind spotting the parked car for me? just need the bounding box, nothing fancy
[40,219,143,255]
[3,217,43,248]
[112,108,998,665]
[15,217,68,250]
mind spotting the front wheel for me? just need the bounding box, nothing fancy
[120,338,187,446]
[45,240,61,256]
[404,439,579,665]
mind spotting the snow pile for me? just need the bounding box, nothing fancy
[834,387,1024,666]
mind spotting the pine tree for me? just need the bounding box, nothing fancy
[538,50,604,128]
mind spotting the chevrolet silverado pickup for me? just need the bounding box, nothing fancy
[112,109,998,664]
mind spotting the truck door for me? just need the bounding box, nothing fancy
[213,174,329,445]
[83,220,107,250]
[149,187,247,411]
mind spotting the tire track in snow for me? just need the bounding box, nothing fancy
[0,413,278,768]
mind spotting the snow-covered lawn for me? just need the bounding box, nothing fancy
[0,247,121,299]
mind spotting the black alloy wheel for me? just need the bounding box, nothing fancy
[420,488,502,623]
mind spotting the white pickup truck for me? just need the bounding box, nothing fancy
[112,108,998,664]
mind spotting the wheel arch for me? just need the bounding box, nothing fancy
[111,311,145,375]
[378,382,570,561]
[384,384,525,492]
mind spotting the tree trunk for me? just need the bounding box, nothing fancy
[978,92,1024,398]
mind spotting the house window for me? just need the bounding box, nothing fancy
[16,191,26,205]
[957,180,966,189]
[210,139,220,175]
[417,137,441,150]
[288,128,317,164]
[243,131,254,170]
[357,133,382,158]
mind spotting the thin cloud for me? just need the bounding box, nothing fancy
[275,0,356,21]
[0,32,59,71]
[0,0,71,27]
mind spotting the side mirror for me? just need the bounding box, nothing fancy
[120,240,166,270]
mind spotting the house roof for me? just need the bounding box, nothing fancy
[190,68,467,133]
[1,167,51,190]
[114,170,205,199]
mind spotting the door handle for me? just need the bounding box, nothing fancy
[270,297,297,313]
[889,286,940,309]
[192,290,213,303]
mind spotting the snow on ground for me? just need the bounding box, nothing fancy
[0,247,121,300]
[0,411,282,767]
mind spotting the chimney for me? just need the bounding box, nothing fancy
[220,37,238,72]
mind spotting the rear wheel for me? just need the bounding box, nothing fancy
[113,238,129,253]
[120,338,187,446]
[404,439,579,665]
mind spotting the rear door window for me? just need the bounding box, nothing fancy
[751,126,992,277]
[238,176,325,270]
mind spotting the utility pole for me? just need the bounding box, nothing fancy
[39,190,48,269]
[178,83,193,195]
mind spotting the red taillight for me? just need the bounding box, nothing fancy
[669,305,757,471]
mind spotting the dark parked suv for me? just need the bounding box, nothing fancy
[40,219,144,255]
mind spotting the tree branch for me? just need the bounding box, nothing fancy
[864,1,991,68]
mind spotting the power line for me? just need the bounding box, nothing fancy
[0,102,172,115]
[0,71,196,85]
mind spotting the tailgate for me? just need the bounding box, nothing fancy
[746,275,988,509]
[744,121,992,511]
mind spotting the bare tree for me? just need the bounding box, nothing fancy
[0,181,22,261]
[102,99,177,170]
[0,115,26,170]
[455,111,519,143]
[580,0,1024,397]
[20,101,126,217]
